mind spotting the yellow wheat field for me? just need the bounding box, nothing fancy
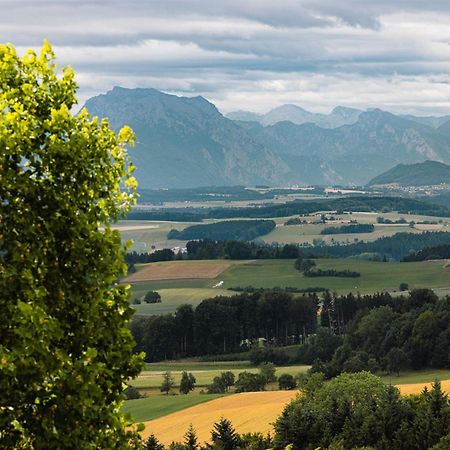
[141,380,450,444]
[396,379,450,396]
[141,391,298,445]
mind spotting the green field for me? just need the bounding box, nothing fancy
[380,369,450,385]
[122,394,222,422]
[132,287,234,315]
[128,258,450,315]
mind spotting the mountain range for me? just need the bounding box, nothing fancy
[83,87,450,188]
[367,160,450,186]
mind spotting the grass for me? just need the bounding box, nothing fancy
[122,394,222,423]
[219,258,450,295]
[132,288,234,316]
[380,369,450,385]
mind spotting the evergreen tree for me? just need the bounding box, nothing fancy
[145,434,165,450]
[184,424,198,450]
[161,371,174,395]
[211,418,241,450]
[180,371,196,394]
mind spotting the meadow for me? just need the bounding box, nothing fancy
[130,363,310,392]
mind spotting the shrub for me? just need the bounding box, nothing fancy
[278,374,297,390]
[144,291,162,303]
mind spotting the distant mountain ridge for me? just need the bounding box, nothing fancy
[83,87,450,188]
[227,104,362,128]
[367,160,450,186]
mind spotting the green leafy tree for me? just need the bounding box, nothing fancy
[259,362,277,383]
[235,372,266,393]
[180,371,196,394]
[220,371,236,391]
[161,371,174,395]
[211,418,241,450]
[0,42,143,448]
[385,347,409,376]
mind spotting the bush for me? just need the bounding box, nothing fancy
[144,291,162,303]
[399,282,409,291]
[124,385,142,400]
[278,374,297,390]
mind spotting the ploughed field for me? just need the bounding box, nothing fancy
[127,258,450,315]
[125,260,232,282]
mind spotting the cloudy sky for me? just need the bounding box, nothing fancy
[2,0,450,115]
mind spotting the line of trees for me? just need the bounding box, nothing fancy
[403,243,450,261]
[125,231,450,264]
[127,196,450,221]
[167,220,276,241]
[320,223,374,234]
[130,292,319,361]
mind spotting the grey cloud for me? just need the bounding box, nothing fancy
[2,1,450,115]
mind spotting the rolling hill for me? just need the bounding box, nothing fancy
[368,160,450,186]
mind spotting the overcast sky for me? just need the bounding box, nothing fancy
[2,0,450,115]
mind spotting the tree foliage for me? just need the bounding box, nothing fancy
[0,42,143,448]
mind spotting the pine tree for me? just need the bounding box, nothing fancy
[161,371,174,395]
[184,424,198,450]
[211,418,241,450]
[145,434,165,450]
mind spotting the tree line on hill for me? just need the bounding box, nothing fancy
[167,220,276,241]
[143,373,450,450]
[125,231,450,265]
[311,231,450,260]
[126,195,450,221]
[403,243,450,261]
[296,289,450,377]
[129,292,318,361]
[320,223,374,234]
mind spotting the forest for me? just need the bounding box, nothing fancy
[130,292,319,361]
[167,220,276,241]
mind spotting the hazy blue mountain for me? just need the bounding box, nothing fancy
[227,104,362,128]
[84,88,450,188]
[438,119,450,137]
[241,109,450,184]
[400,114,450,128]
[226,110,263,122]
[84,87,293,188]
[367,160,450,186]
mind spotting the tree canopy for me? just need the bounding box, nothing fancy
[0,41,143,448]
